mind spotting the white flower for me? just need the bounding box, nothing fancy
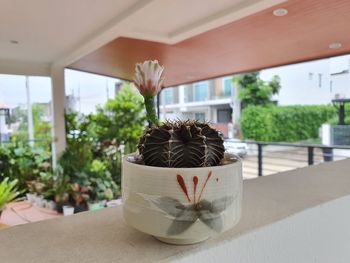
[134,60,165,97]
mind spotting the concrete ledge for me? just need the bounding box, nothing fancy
[1,159,350,263]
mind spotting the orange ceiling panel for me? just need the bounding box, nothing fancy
[68,0,350,87]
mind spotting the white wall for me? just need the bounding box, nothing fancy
[331,73,350,99]
[175,195,350,263]
[261,54,350,106]
[261,59,332,105]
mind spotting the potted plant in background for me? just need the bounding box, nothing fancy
[51,167,71,213]
[122,60,243,245]
[71,183,89,213]
[0,178,21,219]
[88,160,119,211]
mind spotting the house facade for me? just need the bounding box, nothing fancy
[159,76,240,137]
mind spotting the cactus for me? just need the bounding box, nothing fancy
[138,120,225,167]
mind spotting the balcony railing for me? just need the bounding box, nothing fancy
[231,140,350,178]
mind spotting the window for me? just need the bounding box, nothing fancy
[330,80,333,92]
[193,81,209,101]
[308,72,313,80]
[164,89,173,104]
[217,109,232,123]
[195,112,206,122]
[318,73,322,88]
[223,78,233,97]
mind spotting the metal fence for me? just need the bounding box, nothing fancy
[237,141,350,179]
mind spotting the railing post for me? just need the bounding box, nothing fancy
[322,147,334,162]
[258,143,263,176]
[308,146,314,165]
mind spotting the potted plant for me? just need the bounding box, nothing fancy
[122,60,243,245]
[87,160,119,211]
[51,167,71,213]
[70,183,89,213]
[0,178,21,218]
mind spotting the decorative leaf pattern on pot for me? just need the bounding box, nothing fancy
[142,172,235,235]
[150,195,234,235]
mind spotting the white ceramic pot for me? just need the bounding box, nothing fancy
[122,154,242,245]
[62,205,75,216]
[26,193,36,203]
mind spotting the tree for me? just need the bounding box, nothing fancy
[11,104,51,149]
[91,83,146,153]
[234,72,281,109]
[60,83,146,185]
[32,104,52,148]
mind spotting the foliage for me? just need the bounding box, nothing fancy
[59,99,127,200]
[0,178,21,211]
[51,166,70,204]
[325,104,350,125]
[61,112,122,191]
[240,105,337,142]
[91,84,146,153]
[138,120,225,167]
[94,140,123,185]
[11,104,52,149]
[0,142,51,192]
[0,83,141,208]
[326,116,350,125]
[59,112,94,176]
[26,171,54,198]
[87,160,119,201]
[234,72,281,109]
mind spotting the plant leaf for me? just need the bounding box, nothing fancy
[167,217,197,236]
[199,212,223,232]
[149,196,185,217]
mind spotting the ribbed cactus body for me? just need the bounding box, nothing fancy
[138,121,225,167]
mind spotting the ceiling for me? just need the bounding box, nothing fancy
[0,1,143,69]
[0,0,284,76]
[1,0,350,87]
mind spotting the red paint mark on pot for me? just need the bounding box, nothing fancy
[193,176,198,205]
[177,174,191,202]
[197,171,212,204]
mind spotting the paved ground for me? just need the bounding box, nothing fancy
[242,147,350,179]
[0,201,61,227]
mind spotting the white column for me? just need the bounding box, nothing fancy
[51,66,67,167]
[179,85,185,105]
[26,76,34,147]
[232,84,241,124]
[161,91,167,121]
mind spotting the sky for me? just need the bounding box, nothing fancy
[64,70,120,113]
[0,69,120,114]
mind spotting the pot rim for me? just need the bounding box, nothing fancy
[123,153,241,172]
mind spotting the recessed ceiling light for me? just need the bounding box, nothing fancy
[273,8,288,16]
[329,42,342,49]
[10,40,19,44]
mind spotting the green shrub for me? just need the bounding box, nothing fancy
[0,178,21,211]
[325,104,350,125]
[91,84,146,154]
[0,142,51,192]
[241,105,337,142]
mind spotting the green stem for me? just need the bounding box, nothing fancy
[144,94,159,127]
